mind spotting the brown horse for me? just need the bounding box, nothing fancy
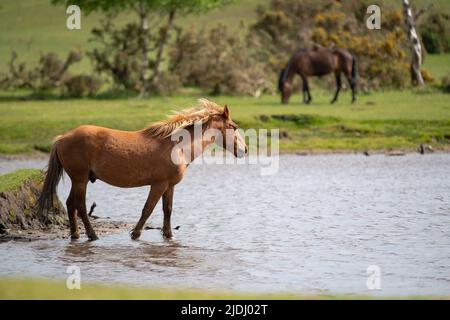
[278,48,357,104]
[37,99,248,241]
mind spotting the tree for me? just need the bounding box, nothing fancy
[51,0,229,96]
[403,0,425,86]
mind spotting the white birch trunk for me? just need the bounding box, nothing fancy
[403,0,425,86]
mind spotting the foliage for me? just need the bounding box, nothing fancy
[0,51,100,97]
[441,74,450,93]
[420,11,450,54]
[169,24,271,96]
[51,0,228,15]
[64,74,102,97]
[52,0,229,96]
[248,0,413,90]
[88,19,144,92]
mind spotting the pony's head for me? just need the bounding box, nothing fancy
[209,104,247,158]
[278,67,291,104]
[144,99,247,159]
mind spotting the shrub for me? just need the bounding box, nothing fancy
[249,0,414,90]
[169,25,272,96]
[420,12,450,54]
[441,74,450,93]
[64,75,102,97]
[0,50,84,94]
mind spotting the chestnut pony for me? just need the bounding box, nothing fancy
[278,48,357,104]
[38,99,247,241]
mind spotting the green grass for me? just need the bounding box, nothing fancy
[1,0,449,77]
[424,54,450,79]
[0,277,447,300]
[0,1,449,155]
[0,90,449,155]
[0,0,262,73]
[0,169,43,193]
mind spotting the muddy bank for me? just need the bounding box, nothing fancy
[0,219,135,242]
[0,169,66,233]
[0,169,133,241]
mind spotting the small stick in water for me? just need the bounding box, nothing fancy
[88,202,97,217]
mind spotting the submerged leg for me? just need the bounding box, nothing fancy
[162,186,174,239]
[66,189,79,240]
[331,72,342,104]
[131,182,168,240]
[72,180,98,241]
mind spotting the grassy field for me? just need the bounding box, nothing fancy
[1,0,449,73]
[0,89,449,155]
[0,0,449,156]
[0,277,447,300]
[0,0,261,73]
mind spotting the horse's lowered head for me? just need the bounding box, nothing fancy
[278,67,292,104]
[209,105,248,158]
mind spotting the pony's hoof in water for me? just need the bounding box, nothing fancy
[88,234,99,241]
[163,232,173,239]
[70,233,80,240]
[130,230,141,240]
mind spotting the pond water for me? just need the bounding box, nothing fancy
[0,154,449,296]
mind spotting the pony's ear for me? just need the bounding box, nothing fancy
[223,105,230,119]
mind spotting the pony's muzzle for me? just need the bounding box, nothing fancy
[236,146,247,158]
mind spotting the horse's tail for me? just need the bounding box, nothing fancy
[351,54,358,88]
[37,139,63,214]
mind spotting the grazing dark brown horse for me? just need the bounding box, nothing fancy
[37,99,247,241]
[278,48,357,104]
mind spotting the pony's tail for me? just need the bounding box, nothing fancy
[351,54,358,89]
[37,140,63,214]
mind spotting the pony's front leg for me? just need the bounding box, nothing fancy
[131,182,168,240]
[162,186,174,238]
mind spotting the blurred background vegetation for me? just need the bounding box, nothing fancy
[0,0,449,155]
[0,0,449,97]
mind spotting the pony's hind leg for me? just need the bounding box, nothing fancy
[302,76,312,104]
[344,67,357,104]
[349,76,357,104]
[72,180,98,241]
[66,190,80,240]
[131,182,168,240]
[331,72,342,104]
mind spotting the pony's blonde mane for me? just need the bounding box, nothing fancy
[143,99,224,138]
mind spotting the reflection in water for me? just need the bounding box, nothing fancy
[1,154,450,295]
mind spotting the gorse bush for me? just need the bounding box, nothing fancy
[248,0,413,90]
[88,18,181,95]
[441,74,450,93]
[170,24,272,96]
[420,11,450,54]
[64,75,102,98]
[0,51,101,97]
